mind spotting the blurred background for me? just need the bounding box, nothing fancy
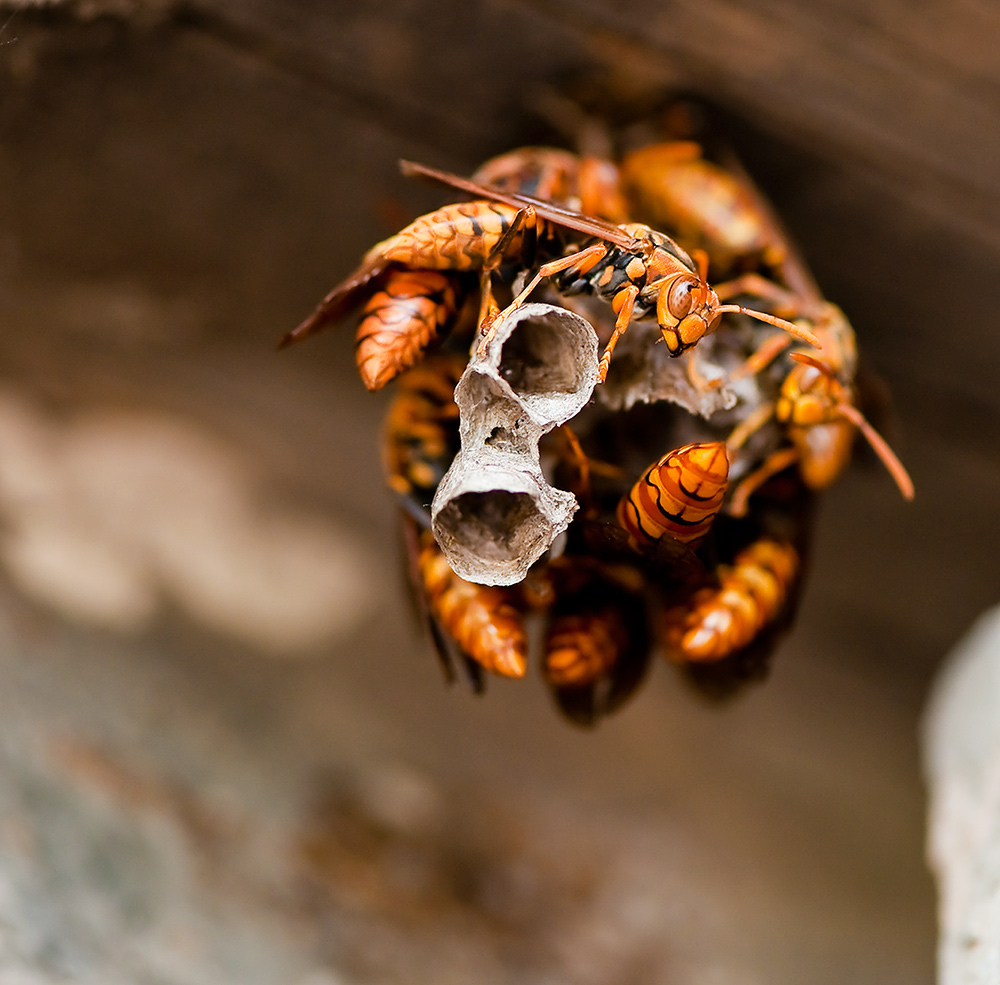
[1,1,999,982]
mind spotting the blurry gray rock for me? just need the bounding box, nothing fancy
[924,603,1000,985]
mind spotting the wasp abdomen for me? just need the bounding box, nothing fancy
[382,354,464,498]
[381,201,524,271]
[356,270,461,391]
[417,535,528,678]
[544,607,628,688]
[660,538,798,663]
[617,441,729,549]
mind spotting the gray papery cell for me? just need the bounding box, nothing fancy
[431,303,599,586]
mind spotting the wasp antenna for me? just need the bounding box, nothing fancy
[836,402,915,501]
[788,350,832,372]
[716,305,821,349]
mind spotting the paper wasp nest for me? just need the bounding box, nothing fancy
[284,107,913,724]
[431,303,598,586]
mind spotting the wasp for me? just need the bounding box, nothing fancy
[381,353,464,499]
[353,269,466,391]
[616,440,729,550]
[414,529,528,680]
[659,537,799,663]
[473,146,629,223]
[724,301,913,515]
[398,161,821,383]
[618,141,790,276]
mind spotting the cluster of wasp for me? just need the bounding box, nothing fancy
[282,113,913,726]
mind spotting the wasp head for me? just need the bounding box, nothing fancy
[645,271,720,355]
[776,356,843,426]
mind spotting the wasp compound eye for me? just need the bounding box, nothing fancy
[667,277,696,319]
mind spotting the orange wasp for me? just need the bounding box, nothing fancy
[659,537,799,664]
[412,527,528,682]
[616,440,729,550]
[397,160,821,383]
[619,141,790,275]
[718,278,914,515]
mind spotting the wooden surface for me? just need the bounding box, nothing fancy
[1,2,999,982]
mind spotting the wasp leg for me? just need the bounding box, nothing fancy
[477,242,609,358]
[726,401,777,455]
[597,283,640,383]
[682,348,725,391]
[727,332,795,384]
[728,446,799,518]
[475,205,536,340]
[712,272,807,317]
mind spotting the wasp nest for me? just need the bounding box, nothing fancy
[431,302,598,586]
[284,102,912,724]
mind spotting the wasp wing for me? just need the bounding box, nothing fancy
[399,510,487,692]
[399,159,639,250]
[278,251,390,350]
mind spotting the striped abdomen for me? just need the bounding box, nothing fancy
[382,353,463,498]
[381,200,526,272]
[356,269,461,391]
[417,534,527,678]
[617,441,729,548]
[660,538,798,663]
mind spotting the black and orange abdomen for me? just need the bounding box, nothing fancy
[660,538,798,663]
[381,353,464,498]
[617,441,729,549]
[417,533,528,679]
[355,269,462,391]
[381,200,525,271]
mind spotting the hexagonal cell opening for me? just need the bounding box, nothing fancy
[498,311,586,400]
[435,490,548,563]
